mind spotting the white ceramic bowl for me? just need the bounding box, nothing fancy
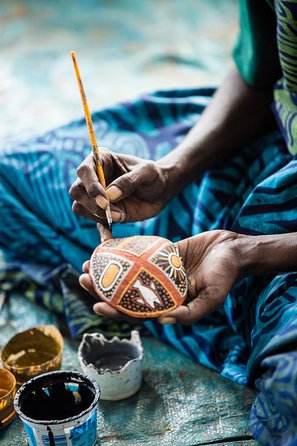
[78,330,143,401]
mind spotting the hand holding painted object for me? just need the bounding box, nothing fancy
[90,236,188,318]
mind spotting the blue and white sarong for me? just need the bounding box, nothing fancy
[0,88,297,445]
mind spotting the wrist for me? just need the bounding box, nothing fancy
[156,139,210,193]
[235,233,297,277]
[235,234,264,277]
[156,157,185,198]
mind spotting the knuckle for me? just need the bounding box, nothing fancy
[69,181,84,200]
[140,161,158,184]
[76,153,94,178]
[76,164,88,178]
[72,201,81,215]
[68,184,76,199]
[126,172,138,185]
[145,160,156,172]
[86,181,100,198]
[100,147,110,158]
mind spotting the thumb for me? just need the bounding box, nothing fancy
[159,300,206,325]
[106,163,155,202]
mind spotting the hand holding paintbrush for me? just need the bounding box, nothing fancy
[71,51,112,235]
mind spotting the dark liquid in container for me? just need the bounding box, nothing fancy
[20,381,94,421]
[93,354,133,371]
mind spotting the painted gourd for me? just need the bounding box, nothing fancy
[89,235,188,318]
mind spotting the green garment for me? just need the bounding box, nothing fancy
[233,0,297,155]
[233,0,282,87]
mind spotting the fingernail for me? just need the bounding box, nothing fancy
[159,317,176,325]
[95,195,109,209]
[82,261,89,272]
[93,305,104,316]
[80,282,88,291]
[111,210,125,222]
[95,310,104,316]
[106,186,122,202]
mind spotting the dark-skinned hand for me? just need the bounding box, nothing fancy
[79,229,242,325]
[69,149,180,224]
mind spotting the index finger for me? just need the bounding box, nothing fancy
[76,153,108,203]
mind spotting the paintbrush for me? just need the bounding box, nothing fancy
[70,51,112,232]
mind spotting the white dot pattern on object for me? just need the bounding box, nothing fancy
[91,253,133,301]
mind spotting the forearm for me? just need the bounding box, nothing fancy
[236,232,297,277]
[158,66,275,190]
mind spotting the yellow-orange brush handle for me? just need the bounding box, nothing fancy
[70,51,106,188]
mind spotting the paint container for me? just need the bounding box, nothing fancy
[0,368,16,429]
[78,330,143,401]
[1,325,63,387]
[14,370,100,446]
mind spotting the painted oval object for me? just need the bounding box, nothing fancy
[90,236,188,318]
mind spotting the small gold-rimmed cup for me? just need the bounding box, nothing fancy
[1,325,63,388]
[0,368,16,429]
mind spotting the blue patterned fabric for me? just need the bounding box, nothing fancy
[0,88,297,444]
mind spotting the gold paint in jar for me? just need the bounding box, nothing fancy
[1,325,63,387]
[0,368,16,429]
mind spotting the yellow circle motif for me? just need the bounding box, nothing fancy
[169,254,182,269]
